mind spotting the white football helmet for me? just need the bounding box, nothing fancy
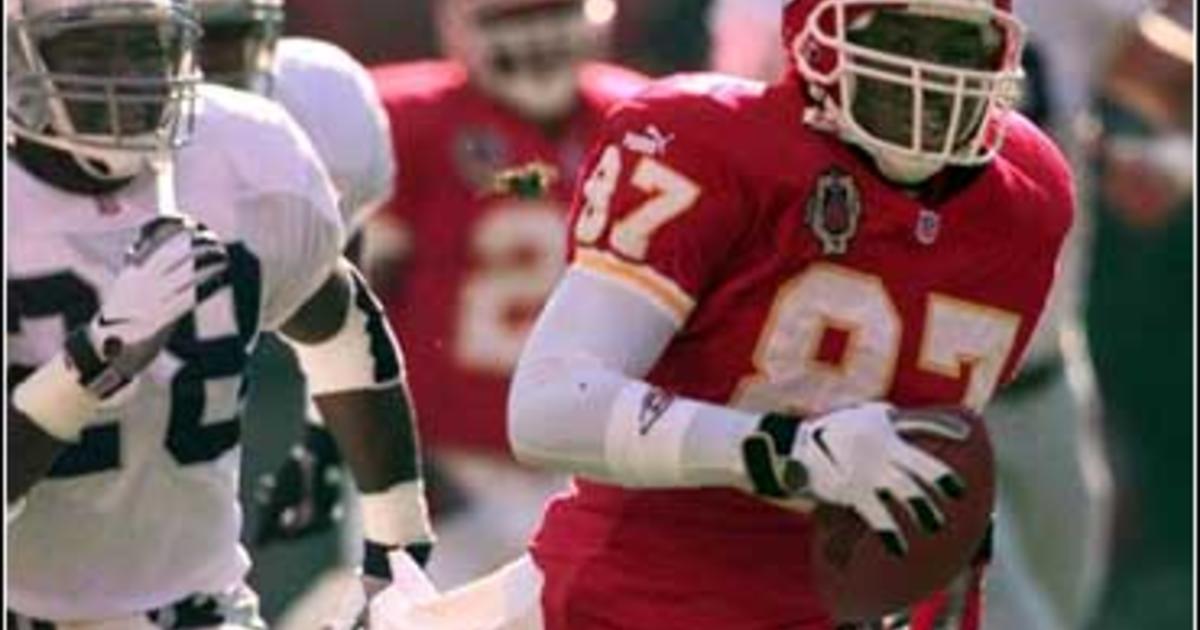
[785,0,1027,183]
[438,0,613,122]
[6,0,201,180]
[192,0,283,93]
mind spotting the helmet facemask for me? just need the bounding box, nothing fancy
[194,0,283,94]
[7,1,201,181]
[443,0,596,122]
[793,0,1025,184]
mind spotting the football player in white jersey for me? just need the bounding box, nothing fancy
[192,0,394,234]
[5,0,432,627]
[187,2,407,621]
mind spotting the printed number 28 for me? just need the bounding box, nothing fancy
[7,246,261,477]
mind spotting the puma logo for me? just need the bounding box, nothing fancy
[623,125,675,157]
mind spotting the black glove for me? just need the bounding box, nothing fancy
[254,424,345,546]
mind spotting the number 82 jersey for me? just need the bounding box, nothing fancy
[6,84,343,622]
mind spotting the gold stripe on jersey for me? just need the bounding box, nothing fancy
[573,247,695,326]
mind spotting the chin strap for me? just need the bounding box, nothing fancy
[870,149,944,185]
[70,149,147,182]
[9,136,130,195]
[10,125,150,182]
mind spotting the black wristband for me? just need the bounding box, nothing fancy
[405,541,433,568]
[742,414,809,498]
[64,328,128,398]
[362,540,434,580]
[64,328,107,382]
[362,540,396,580]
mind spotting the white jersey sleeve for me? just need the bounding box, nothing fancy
[239,188,343,331]
[179,83,345,331]
[272,37,396,234]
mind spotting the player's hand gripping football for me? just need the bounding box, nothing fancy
[742,402,966,557]
[254,424,346,546]
[67,215,228,398]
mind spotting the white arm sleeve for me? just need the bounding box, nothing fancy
[508,270,762,490]
[230,96,345,331]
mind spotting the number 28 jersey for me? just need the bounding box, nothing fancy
[6,84,343,621]
[533,74,1074,625]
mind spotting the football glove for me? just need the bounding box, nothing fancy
[65,215,228,399]
[742,402,965,557]
[322,542,434,630]
[254,424,346,546]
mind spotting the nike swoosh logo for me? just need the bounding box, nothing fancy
[812,427,837,464]
[97,315,132,327]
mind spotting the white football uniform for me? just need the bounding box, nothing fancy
[271,36,395,234]
[6,83,343,622]
[257,36,395,574]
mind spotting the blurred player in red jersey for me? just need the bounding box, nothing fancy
[366,0,648,588]
[505,0,1076,628]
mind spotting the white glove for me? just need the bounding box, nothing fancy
[324,551,437,630]
[67,215,228,398]
[743,402,966,556]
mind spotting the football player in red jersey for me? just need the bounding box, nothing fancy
[708,4,1115,630]
[366,0,648,588]
[508,0,1075,628]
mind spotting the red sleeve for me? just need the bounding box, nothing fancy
[565,96,751,326]
[370,61,466,226]
[996,118,1076,386]
[997,231,1068,387]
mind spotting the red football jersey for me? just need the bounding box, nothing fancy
[371,60,649,454]
[533,74,1074,629]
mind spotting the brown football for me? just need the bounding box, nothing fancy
[811,406,995,623]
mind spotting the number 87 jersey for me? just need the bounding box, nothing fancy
[6,84,343,622]
[535,74,1073,623]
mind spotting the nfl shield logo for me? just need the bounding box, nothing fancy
[916,208,942,246]
[806,168,863,256]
